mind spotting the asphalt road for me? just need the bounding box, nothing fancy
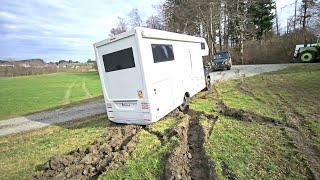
[0,64,288,136]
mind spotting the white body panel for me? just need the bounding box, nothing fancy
[94,27,209,125]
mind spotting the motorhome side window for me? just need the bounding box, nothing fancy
[102,48,135,72]
[151,44,174,63]
[201,42,205,49]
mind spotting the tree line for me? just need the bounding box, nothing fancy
[109,0,319,64]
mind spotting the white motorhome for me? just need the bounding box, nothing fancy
[93,27,210,125]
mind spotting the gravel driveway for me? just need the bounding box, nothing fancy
[0,64,288,136]
[209,64,288,82]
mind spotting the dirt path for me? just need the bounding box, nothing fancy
[0,64,288,137]
[0,99,106,136]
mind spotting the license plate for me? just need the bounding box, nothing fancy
[121,103,132,107]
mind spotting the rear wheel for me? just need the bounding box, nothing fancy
[299,51,316,63]
[204,76,211,91]
[178,95,189,113]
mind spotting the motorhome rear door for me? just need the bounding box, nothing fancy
[98,37,144,102]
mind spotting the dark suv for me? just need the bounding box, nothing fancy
[211,51,232,70]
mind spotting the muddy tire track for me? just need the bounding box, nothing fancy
[211,86,283,127]
[236,79,266,104]
[32,124,141,179]
[165,110,217,180]
[212,85,319,179]
[275,93,320,180]
[188,112,217,180]
[63,81,76,105]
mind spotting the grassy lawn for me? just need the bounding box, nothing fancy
[0,114,109,180]
[194,64,320,179]
[206,116,309,179]
[0,72,102,119]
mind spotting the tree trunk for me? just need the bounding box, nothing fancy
[302,0,308,47]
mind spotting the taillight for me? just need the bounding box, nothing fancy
[107,103,112,108]
[141,103,150,110]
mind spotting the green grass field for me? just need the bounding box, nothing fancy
[0,72,102,119]
[0,64,319,179]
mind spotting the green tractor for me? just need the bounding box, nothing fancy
[294,35,320,63]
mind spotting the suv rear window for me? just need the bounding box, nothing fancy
[213,52,229,60]
[102,48,135,72]
[151,44,174,63]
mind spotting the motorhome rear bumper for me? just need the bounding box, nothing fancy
[109,114,153,125]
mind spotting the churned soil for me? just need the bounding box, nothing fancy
[32,124,141,179]
[165,110,217,180]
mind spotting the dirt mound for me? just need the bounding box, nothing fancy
[32,124,141,179]
[165,110,217,180]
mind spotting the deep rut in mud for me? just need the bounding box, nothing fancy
[165,110,217,180]
[188,113,216,179]
[32,124,141,179]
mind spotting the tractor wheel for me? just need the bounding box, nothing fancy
[299,51,316,63]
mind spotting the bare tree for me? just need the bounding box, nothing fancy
[109,17,127,37]
[309,1,320,34]
[128,8,142,29]
[146,15,165,30]
[301,0,316,46]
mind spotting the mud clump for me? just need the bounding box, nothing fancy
[165,110,217,180]
[32,124,141,179]
[144,109,187,144]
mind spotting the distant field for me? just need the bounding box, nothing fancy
[0,72,102,119]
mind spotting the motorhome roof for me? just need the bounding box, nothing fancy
[94,27,205,48]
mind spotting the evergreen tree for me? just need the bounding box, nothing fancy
[248,0,275,40]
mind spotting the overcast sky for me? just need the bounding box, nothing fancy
[0,0,298,62]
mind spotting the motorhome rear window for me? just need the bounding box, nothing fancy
[102,48,135,72]
[151,44,174,63]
